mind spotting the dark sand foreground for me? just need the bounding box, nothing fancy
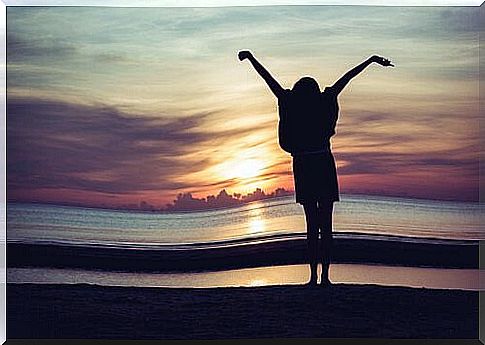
[8,283,477,339]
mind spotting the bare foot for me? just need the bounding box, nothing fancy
[320,276,332,287]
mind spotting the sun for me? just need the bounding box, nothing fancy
[215,156,267,186]
[234,158,264,180]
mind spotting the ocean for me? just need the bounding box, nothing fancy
[6,194,484,290]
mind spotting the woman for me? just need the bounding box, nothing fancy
[239,50,393,286]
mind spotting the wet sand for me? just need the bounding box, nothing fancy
[7,236,478,272]
[7,283,478,339]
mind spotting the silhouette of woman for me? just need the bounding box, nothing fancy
[239,51,393,286]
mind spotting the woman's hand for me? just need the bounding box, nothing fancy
[371,55,394,67]
[238,50,253,61]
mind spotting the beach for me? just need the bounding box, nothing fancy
[7,198,482,339]
[7,283,477,339]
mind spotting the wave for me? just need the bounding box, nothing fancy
[6,231,477,251]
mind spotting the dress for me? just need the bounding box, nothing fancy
[292,150,340,204]
[278,86,340,204]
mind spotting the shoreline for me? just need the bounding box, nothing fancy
[7,282,478,339]
[8,263,482,291]
[7,237,478,272]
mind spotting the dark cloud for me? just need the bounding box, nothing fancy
[337,129,416,150]
[166,187,293,211]
[7,32,77,62]
[6,32,80,89]
[95,52,131,64]
[332,109,478,178]
[336,150,478,177]
[7,97,252,196]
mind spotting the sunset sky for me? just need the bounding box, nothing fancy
[7,6,481,208]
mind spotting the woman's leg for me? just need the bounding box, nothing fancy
[317,201,334,285]
[303,202,319,285]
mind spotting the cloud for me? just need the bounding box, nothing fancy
[7,96,478,204]
[7,32,77,62]
[166,187,293,211]
[7,97,254,197]
[336,150,478,177]
[5,6,480,204]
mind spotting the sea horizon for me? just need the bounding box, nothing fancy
[6,191,482,214]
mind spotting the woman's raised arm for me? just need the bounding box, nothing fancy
[330,55,393,95]
[239,50,285,99]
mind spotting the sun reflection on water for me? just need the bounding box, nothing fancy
[247,203,266,234]
[249,279,267,287]
[249,219,265,233]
